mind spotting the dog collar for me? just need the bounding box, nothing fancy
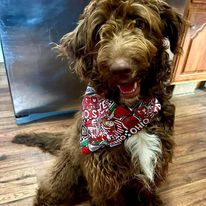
[80,86,161,154]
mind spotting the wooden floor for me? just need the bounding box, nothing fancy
[0,63,206,206]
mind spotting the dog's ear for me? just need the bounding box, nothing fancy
[55,1,98,81]
[56,20,90,81]
[160,3,184,54]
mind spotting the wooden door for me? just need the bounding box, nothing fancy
[172,4,206,83]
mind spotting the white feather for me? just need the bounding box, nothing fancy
[124,130,162,182]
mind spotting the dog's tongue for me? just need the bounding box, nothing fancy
[118,82,137,93]
[117,81,140,99]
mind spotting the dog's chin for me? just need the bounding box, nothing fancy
[120,96,139,107]
[117,81,140,107]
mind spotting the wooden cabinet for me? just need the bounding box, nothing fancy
[171,1,206,83]
[191,0,206,3]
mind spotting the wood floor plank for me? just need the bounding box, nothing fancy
[160,179,206,206]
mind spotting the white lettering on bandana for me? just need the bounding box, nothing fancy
[80,86,161,154]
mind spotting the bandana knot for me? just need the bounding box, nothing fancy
[80,86,161,154]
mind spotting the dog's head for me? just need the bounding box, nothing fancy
[56,0,183,105]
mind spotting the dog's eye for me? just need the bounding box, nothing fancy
[135,18,146,29]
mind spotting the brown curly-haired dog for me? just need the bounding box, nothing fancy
[13,0,184,205]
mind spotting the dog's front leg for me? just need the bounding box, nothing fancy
[139,191,164,206]
[33,149,82,206]
[90,197,119,206]
[90,196,108,206]
[90,192,127,206]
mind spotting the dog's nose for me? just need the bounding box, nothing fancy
[110,59,132,76]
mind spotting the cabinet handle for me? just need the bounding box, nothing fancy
[190,24,197,30]
[190,22,206,39]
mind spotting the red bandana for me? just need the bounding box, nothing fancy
[80,86,161,154]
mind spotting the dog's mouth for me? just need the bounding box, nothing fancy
[117,81,140,100]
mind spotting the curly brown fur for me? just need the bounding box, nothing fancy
[13,133,63,155]
[13,0,184,205]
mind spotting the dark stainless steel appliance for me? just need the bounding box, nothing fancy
[0,0,88,124]
[166,0,187,15]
